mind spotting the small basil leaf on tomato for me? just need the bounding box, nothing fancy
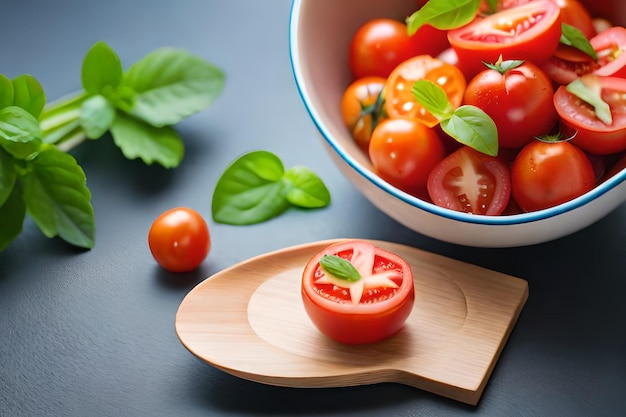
[411,79,455,121]
[566,76,612,125]
[284,165,331,208]
[212,150,331,225]
[319,255,362,282]
[560,23,598,61]
[406,0,480,35]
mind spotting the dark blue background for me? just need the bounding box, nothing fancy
[1,1,625,416]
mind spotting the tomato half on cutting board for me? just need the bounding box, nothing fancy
[448,0,562,78]
[301,240,414,345]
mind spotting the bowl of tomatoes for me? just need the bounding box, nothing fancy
[289,0,626,247]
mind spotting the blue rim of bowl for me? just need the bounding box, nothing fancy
[287,0,626,226]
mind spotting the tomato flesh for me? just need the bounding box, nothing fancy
[448,0,562,78]
[427,146,512,215]
[554,76,626,155]
[384,55,466,128]
[301,240,414,345]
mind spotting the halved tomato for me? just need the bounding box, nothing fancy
[384,55,466,128]
[448,0,562,79]
[554,75,626,155]
[543,25,626,85]
[427,146,512,215]
[591,26,626,78]
[301,240,414,345]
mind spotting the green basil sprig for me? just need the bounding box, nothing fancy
[0,41,224,252]
[566,76,612,125]
[319,255,361,282]
[412,80,498,156]
[211,150,331,225]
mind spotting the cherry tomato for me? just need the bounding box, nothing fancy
[427,146,512,215]
[348,18,448,80]
[301,240,415,345]
[554,75,626,155]
[148,207,211,273]
[384,55,466,128]
[448,0,562,79]
[368,118,445,197]
[340,76,386,152]
[464,59,557,149]
[511,140,595,212]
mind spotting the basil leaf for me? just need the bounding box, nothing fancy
[212,150,291,225]
[81,41,124,95]
[284,165,331,208]
[0,106,42,159]
[80,94,116,139]
[0,74,14,110]
[412,80,498,156]
[0,147,17,207]
[12,74,46,118]
[560,23,598,61]
[319,255,361,282]
[110,112,184,168]
[0,181,26,252]
[407,0,480,35]
[21,145,95,249]
[123,48,225,127]
[566,76,612,125]
[441,105,499,156]
[412,79,455,121]
[212,151,331,225]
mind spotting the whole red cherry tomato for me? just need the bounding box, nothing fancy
[148,207,211,273]
[511,140,595,212]
[349,18,448,80]
[464,59,557,149]
[301,239,415,345]
[448,0,562,79]
[427,146,512,216]
[554,75,626,155]
[369,118,445,198]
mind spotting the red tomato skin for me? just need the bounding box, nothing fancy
[448,1,562,79]
[148,207,211,273]
[301,240,415,345]
[349,18,448,80]
[427,146,512,216]
[511,140,595,212]
[464,61,557,149]
[369,118,445,197]
[553,77,626,155]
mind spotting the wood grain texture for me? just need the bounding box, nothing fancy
[175,239,528,405]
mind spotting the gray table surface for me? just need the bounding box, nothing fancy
[1,1,625,416]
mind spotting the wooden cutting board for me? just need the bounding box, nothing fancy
[175,239,528,405]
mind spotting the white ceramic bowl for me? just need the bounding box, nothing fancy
[289,0,626,247]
